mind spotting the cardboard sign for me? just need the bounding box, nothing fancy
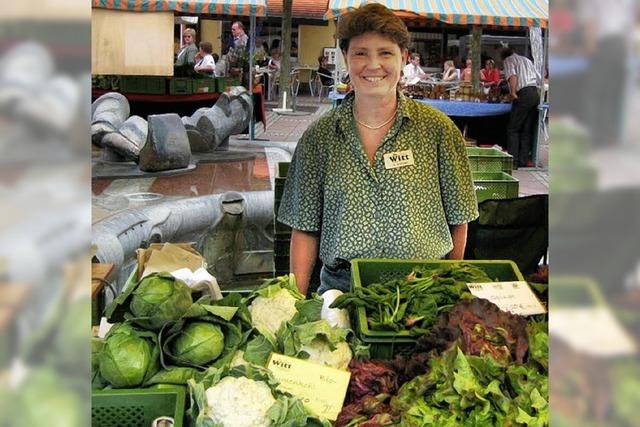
[266,353,351,421]
[139,243,203,280]
[466,281,547,316]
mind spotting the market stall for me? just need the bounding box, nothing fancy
[92,243,549,426]
[324,0,549,165]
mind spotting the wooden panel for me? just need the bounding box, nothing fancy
[91,263,114,300]
[201,19,223,57]
[92,9,174,76]
[298,22,336,81]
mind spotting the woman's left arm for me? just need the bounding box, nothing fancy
[446,223,468,259]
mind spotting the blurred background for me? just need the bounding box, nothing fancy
[549,0,640,426]
[0,1,90,426]
[0,0,639,425]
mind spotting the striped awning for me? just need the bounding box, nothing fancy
[325,0,548,28]
[92,0,267,17]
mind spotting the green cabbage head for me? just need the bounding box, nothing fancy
[130,273,193,330]
[98,323,158,388]
[171,321,225,366]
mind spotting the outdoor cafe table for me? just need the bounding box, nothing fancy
[328,92,512,117]
[417,99,512,117]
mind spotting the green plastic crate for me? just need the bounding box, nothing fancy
[274,178,287,201]
[275,218,291,234]
[92,385,186,427]
[168,78,193,95]
[277,162,290,178]
[192,77,217,93]
[274,236,291,256]
[120,76,167,95]
[473,172,519,202]
[466,147,513,173]
[274,255,290,272]
[351,259,526,358]
[216,76,242,92]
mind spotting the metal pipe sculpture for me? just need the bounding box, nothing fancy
[92,190,275,287]
[139,113,191,171]
[91,92,130,146]
[101,115,148,161]
[92,87,253,164]
[182,86,253,152]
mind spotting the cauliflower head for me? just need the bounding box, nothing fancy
[205,376,276,427]
[300,338,352,371]
[249,288,298,336]
[229,350,247,367]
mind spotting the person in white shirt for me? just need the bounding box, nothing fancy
[194,42,216,77]
[501,48,540,168]
[402,53,428,85]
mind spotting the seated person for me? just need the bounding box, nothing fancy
[442,60,460,82]
[402,53,428,86]
[480,58,501,87]
[175,28,198,66]
[268,48,281,73]
[174,28,199,77]
[460,58,472,82]
[317,56,333,86]
[194,42,216,77]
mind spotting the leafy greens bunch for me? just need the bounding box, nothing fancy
[391,344,548,426]
[330,263,491,334]
[335,298,549,427]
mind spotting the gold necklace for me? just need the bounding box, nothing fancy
[354,107,398,130]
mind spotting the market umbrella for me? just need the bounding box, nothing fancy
[324,0,548,28]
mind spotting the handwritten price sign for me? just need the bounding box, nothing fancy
[466,281,546,316]
[266,353,351,420]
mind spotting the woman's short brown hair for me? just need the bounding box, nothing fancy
[336,3,410,53]
[199,41,213,54]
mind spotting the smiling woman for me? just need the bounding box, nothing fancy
[277,3,479,296]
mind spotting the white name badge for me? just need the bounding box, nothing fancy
[383,150,415,169]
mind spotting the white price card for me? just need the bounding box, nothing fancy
[466,281,546,316]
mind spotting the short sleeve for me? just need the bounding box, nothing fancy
[277,129,324,232]
[503,57,516,80]
[437,119,479,225]
[203,56,215,69]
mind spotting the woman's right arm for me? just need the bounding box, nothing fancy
[290,229,319,295]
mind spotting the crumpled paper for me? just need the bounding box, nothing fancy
[171,267,222,300]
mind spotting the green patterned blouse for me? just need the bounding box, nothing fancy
[277,91,478,269]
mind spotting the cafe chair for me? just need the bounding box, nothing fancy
[271,70,301,99]
[315,71,335,101]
